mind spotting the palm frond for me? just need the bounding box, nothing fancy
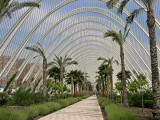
[104,30,123,46]
[67,61,78,65]
[25,46,39,53]
[10,2,40,13]
[33,55,40,59]
[124,28,130,40]
[37,42,44,51]
[0,1,39,21]
[114,60,119,65]
[37,47,44,56]
[118,0,130,14]
[141,0,155,10]
[106,0,119,9]
[47,62,54,67]
[126,8,144,24]
[97,57,106,61]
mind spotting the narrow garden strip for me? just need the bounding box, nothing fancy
[0,96,90,120]
[97,96,139,120]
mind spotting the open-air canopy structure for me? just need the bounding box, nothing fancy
[0,0,160,120]
[1,0,160,86]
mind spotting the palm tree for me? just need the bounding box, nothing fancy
[106,0,160,118]
[98,57,119,100]
[116,70,132,82]
[66,70,76,97]
[48,55,78,98]
[25,43,47,102]
[104,29,130,107]
[77,71,88,96]
[81,73,89,95]
[115,81,123,105]
[97,63,110,98]
[95,75,103,95]
[0,0,39,24]
[66,70,81,97]
[48,66,60,83]
[3,71,18,92]
[96,74,105,97]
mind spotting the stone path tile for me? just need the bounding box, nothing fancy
[39,95,104,120]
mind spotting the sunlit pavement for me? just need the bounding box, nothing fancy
[39,95,104,120]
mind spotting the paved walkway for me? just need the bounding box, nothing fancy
[39,95,104,120]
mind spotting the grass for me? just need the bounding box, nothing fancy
[0,108,27,120]
[0,95,90,120]
[97,96,139,120]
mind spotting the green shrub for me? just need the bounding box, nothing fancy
[0,108,27,120]
[13,87,43,106]
[98,96,138,120]
[81,95,90,99]
[25,106,40,120]
[106,104,138,120]
[0,96,86,120]
[128,88,153,108]
[144,100,153,108]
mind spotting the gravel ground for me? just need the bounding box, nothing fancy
[128,107,154,120]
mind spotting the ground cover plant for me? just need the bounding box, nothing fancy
[97,96,138,120]
[0,95,90,120]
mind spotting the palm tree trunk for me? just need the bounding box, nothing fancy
[110,66,114,100]
[79,84,81,96]
[107,75,109,98]
[42,57,47,102]
[84,84,86,95]
[60,72,63,98]
[104,79,107,97]
[81,85,82,95]
[120,46,128,107]
[71,77,73,97]
[87,86,89,95]
[121,90,123,106]
[102,81,105,97]
[74,83,77,97]
[54,77,56,83]
[75,83,77,97]
[147,10,160,119]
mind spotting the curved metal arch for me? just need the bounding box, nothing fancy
[134,0,160,28]
[100,0,160,29]
[0,0,41,49]
[69,55,119,75]
[0,1,159,83]
[66,51,134,82]
[60,41,140,80]
[57,28,151,73]
[0,0,77,79]
[5,9,154,80]
[17,7,157,80]
[3,4,155,76]
[14,4,152,79]
[32,43,137,84]
[68,56,120,80]
[69,57,132,83]
[0,0,77,55]
[21,21,152,83]
[16,18,149,82]
[100,0,160,52]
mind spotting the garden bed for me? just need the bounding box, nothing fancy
[128,107,153,120]
[97,96,138,120]
[0,95,90,120]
